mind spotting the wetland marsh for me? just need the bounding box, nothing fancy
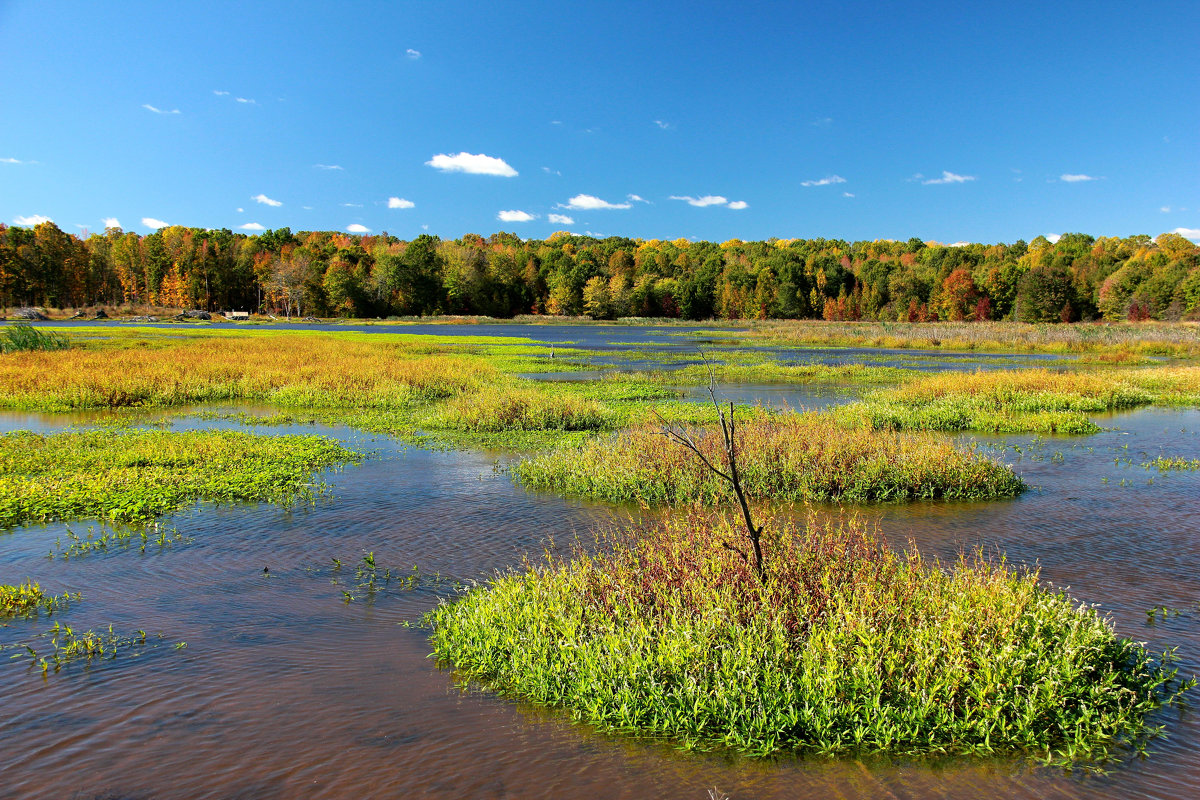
[1,320,1198,799]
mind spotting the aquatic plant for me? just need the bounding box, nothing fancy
[6,621,160,675]
[0,323,70,354]
[514,412,1024,504]
[0,580,78,619]
[0,428,359,527]
[429,511,1193,759]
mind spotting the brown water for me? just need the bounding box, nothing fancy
[1,405,1198,800]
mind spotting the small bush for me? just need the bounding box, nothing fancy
[429,511,1191,758]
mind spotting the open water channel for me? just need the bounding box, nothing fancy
[0,323,1197,799]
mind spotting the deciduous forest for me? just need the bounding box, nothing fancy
[2,222,1197,322]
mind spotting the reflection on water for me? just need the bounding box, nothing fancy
[0,403,1197,799]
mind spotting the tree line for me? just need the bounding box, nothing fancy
[2,221,1198,322]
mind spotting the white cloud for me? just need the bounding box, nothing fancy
[1,157,23,164]
[812,117,833,126]
[1060,173,1098,182]
[340,202,363,208]
[654,120,671,129]
[497,210,536,222]
[1171,227,1200,241]
[13,214,51,226]
[213,90,229,96]
[550,120,562,125]
[253,193,282,207]
[406,48,421,59]
[843,192,855,198]
[426,152,517,177]
[627,194,651,204]
[671,195,728,207]
[236,207,244,213]
[565,194,631,210]
[1160,206,1171,213]
[548,213,574,225]
[923,171,975,185]
[801,175,846,187]
[388,197,415,209]
[102,217,121,229]
[314,164,343,170]
[947,241,971,248]
[239,222,266,231]
[142,217,169,229]
[1045,233,1062,243]
[346,224,370,234]
[671,195,746,209]
[142,104,181,115]
[235,97,257,105]
[542,166,561,176]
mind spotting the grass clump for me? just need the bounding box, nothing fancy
[429,511,1192,758]
[427,387,614,433]
[0,428,359,527]
[1143,456,1200,472]
[0,323,70,354]
[0,580,77,619]
[514,413,1023,504]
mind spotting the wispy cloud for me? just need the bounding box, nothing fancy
[406,48,421,59]
[843,192,855,198]
[236,207,244,213]
[240,222,266,231]
[1,157,25,164]
[1060,173,1099,182]
[213,90,230,96]
[670,195,746,209]
[253,193,282,207]
[564,194,631,210]
[340,202,363,208]
[1172,227,1200,241]
[548,213,574,225]
[388,197,415,209]
[13,214,51,226]
[142,104,180,115]
[102,217,121,229]
[426,152,517,177]
[542,166,561,176]
[235,97,257,105]
[314,164,343,170]
[1161,206,1172,213]
[653,120,671,130]
[812,117,833,126]
[923,171,975,185]
[627,194,651,204]
[142,217,169,229]
[800,175,846,187]
[346,224,370,234]
[497,210,536,222]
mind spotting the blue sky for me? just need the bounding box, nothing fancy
[1,0,1197,243]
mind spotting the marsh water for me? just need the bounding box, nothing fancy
[1,324,1198,800]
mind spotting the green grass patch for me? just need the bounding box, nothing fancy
[514,412,1023,504]
[0,428,360,528]
[429,511,1192,759]
[0,323,71,354]
[1143,456,1200,472]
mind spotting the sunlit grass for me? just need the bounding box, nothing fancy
[0,428,360,527]
[0,580,78,619]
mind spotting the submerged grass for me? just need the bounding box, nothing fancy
[429,511,1192,759]
[0,428,359,527]
[0,323,71,354]
[514,412,1023,504]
